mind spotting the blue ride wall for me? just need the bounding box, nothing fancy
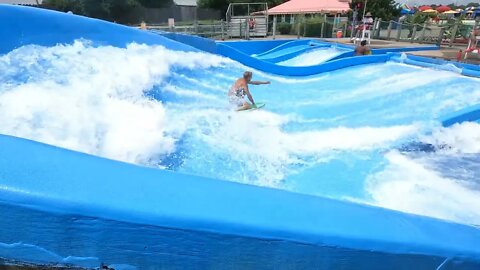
[390,53,480,78]
[2,135,480,269]
[160,33,441,76]
[440,103,480,127]
[1,5,480,269]
[219,39,291,55]
[158,33,393,76]
[0,4,195,54]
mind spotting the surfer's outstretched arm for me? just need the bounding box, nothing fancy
[249,80,270,85]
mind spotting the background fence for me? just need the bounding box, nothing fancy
[373,19,477,46]
[148,22,227,39]
[143,16,479,47]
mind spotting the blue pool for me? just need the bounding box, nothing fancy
[159,59,480,222]
[0,4,480,269]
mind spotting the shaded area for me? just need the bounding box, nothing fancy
[1,203,475,270]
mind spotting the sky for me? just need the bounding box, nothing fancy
[395,0,479,5]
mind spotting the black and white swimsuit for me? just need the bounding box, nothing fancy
[229,86,246,106]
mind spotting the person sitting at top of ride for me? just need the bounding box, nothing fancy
[355,12,373,35]
[354,40,372,56]
[469,27,480,43]
[228,71,270,111]
[362,12,374,27]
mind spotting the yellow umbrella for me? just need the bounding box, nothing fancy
[422,9,438,13]
[443,10,459,14]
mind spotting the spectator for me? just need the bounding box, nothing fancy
[456,50,463,62]
[363,12,374,28]
[248,18,255,30]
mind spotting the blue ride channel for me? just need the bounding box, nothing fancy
[0,4,480,269]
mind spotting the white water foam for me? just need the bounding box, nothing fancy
[366,122,480,225]
[330,64,459,104]
[2,41,480,226]
[278,47,347,66]
[0,242,101,268]
[420,122,480,153]
[168,107,419,187]
[0,41,419,184]
[0,41,232,165]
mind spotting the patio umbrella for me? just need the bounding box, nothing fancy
[436,6,451,13]
[422,9,438,13]
[419,6,433,11]
[443,10,459,14]
[465,7,479,13]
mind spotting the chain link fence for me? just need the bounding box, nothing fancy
[372,19,477,46]
[141,17,478,47]
[145,21,227,39]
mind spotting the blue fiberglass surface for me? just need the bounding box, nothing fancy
[220,39,291,55]
[1,134,480,269]
[1,4,480,269]
[2,32,479,225]
[214,39,438,70]
[277,46,351,66]
[259,44,314,59]
[0,4,195,54]
[219,39,353,66]
[0,202,471,270]
[155,61,480,224]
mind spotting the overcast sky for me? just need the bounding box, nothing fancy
[395,0,478,5]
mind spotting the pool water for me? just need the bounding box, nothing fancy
[278,46,350,66]
[1,41,479,225]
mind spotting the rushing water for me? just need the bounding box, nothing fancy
[1,41,479,225]
[278,46,349,66]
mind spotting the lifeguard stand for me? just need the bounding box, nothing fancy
[464,28,480,60]
[226,3,268,39]
[352,27,371,45]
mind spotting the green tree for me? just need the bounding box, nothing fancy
[350,0,400,21]
[43,0,84,14]
[137,0,170,8]
[44,0,143,22]
[82,0,141,22]
[404,12,430,25]
[198,0,229,13]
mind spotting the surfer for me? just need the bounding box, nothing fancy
[228,71,270,111]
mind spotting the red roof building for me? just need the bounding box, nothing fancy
[268,0,351,15]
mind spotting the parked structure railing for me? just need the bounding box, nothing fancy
[145,21,227,39]
[372,18,478,46]
[140,17,479,49]
[225,2,269,39]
